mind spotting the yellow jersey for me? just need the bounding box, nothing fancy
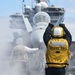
[46,38,70,68]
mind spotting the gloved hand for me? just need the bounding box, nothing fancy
[49,23,54,28]
[59,24,65,28]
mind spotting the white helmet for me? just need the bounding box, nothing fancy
[52,26,64,37]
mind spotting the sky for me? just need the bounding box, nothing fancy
[0,0,35,16]
[0,0,22,16]
[0,0,75,17]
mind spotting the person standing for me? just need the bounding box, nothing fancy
[43,23,72,75]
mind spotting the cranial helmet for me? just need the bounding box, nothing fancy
[52,26,64,37]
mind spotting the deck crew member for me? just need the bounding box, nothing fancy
[43,23,72,75]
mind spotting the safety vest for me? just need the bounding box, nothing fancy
[46,38,70,68]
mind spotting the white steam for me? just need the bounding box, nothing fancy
[0,17,25,75]
[0,17,45,75]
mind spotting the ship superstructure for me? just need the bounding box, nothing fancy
[23,1,65,26]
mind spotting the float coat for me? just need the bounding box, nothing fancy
[46,38,70,68]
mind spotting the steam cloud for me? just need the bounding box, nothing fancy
[0,17,45,75]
